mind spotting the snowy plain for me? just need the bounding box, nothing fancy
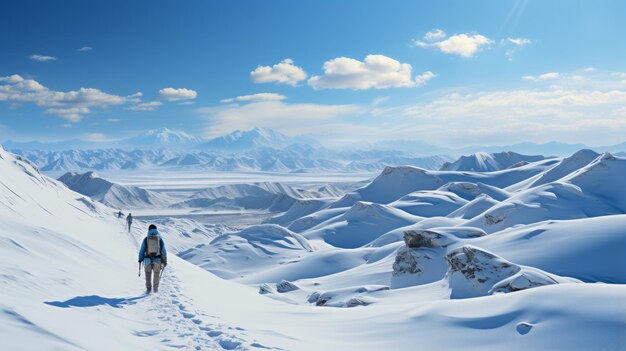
[1,143,626,350]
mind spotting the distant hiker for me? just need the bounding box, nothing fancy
[138,224,167,294]
[126,213,133,232]
[117,210,123,218]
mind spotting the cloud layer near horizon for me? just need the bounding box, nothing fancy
[199,70,626,147]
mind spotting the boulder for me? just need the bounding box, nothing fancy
[276,280,299,293]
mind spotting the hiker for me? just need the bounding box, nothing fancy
[138,224,167,293]
[126,213,133,232]
[117,210,123,218]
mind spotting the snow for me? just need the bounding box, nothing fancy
[440,151,547,172]
[58,171,171,209]
[2,145,626,350]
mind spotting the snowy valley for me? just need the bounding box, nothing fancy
[1,137,626,350]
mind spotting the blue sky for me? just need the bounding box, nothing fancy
[1,0,625,147]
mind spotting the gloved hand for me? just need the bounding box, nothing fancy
[162,258,167,267]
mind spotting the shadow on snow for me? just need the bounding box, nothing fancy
[44,295,146,308]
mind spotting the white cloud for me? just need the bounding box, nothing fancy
[250,59,307,86]
[415,71,437,86]
[523,72,560,81]
[435,34,493,57]
[0,74,26,83]
[507,37,532,46]
[395,86,626,146]
[45,107,91,122]
[130,101,162,111]
[308,54,435,90]
[159,87,197,101]
[0,74,129,122]
[221,93,286,103]
[414,32,493,57]
[77,46,93,52]
[107,118,121,123]
[424,29,446,41]
[198,100,364,137]
[30,54,57,62]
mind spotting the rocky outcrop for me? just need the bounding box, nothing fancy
[276,280,299,293]
[308,286,388,307]
[259,280,300,294]
[391,230,450,288]
[402,230,452,248]
[445,245,578,299]
[258,283,275,294]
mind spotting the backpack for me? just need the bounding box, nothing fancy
[145,235,161,258]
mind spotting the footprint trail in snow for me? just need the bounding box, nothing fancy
[134,266,275,350]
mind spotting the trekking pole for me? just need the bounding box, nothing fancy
[159,265,165,279]
[138,261,142,277]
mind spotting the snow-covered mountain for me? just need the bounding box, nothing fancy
[123,127,203,148]
[202,127,296,151]
[440,151,547,172]
[14,147,452,173]
[58,171,169,209]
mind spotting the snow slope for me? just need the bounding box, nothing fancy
[58,171,170,209]
[3,146,626,351]
[331,158,559,207]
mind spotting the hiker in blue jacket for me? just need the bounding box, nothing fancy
[138,224,167,293]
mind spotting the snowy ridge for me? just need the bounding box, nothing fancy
[58,171,170,209]
[440,151,547,172]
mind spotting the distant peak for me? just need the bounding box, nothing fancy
[569,149,600,158]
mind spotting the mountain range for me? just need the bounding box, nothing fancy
[3,127,626,157]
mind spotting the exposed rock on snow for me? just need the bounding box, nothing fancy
[258,283,275,294]
[309,286,388,307]
[445,245,577,299]
[446,246,520,298]
[276,280,299,293]
[346,298,370,307]
[391,230,451,288]
[402,230,453,248]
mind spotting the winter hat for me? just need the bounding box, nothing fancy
[148,224,157,230]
